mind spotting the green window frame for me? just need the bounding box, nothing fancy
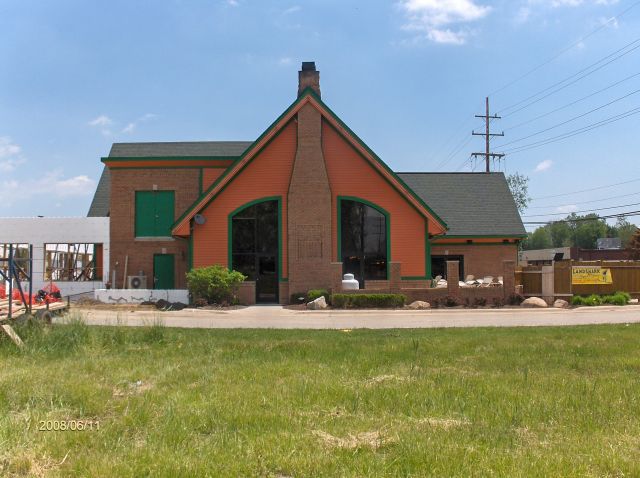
[135,191,175,238]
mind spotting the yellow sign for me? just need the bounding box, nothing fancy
[571,266,613,285]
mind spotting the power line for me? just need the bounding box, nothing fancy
[528,191,640,209]
[503,105,640,155]
[523,210,640,225]
[523,201,640,218]
[531,178,640,201]
[496,87,640,149]
[435,134,474,171]
[503,71,640,132]
[489,0,640,97]
[497,37,640,116]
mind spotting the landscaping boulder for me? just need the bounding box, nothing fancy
[307,296,327,310]
[553,299,569,309]
[408,300,430,310]
[521,297,548,308]
[629,298,639,305]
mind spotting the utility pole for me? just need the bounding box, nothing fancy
[471,97,504,173]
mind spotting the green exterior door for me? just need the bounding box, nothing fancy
[153,254,175,289]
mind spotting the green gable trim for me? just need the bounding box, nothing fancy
[101,156,240,162]
[171,91,310,232]
[309,88,447,230]
[227,196,284,282]
[337,196,391,281]
[172,87,447,235]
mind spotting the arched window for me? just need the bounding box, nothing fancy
[340,198,388,286]
[230,199,279,303]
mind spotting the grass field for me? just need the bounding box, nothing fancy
[1,317,640,477]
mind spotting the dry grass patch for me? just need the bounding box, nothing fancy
[312,430,395,450]
[112,380,153,398]
[414,417,471,429]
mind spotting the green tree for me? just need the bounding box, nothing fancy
[528,227,552,249]
[613,217,638,248]
[548,221,572,248]
[569,214,608,249]
[506,173,531,214]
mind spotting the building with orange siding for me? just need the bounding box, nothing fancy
[89,62,526,303]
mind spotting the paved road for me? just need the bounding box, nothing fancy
[60,305,640,329]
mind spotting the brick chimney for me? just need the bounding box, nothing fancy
[288,61,332,295]
[298,61,320,97]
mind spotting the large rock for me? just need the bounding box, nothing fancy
[521,297,548,308]
[307,296,327,310]
[553,299,569,308]
[408,300,430,310]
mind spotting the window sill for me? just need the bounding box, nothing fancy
[134,237,175,242]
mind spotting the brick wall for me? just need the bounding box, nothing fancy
[430,243,518,279]
[109,168,199,289]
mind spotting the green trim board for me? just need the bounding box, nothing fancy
[432,242,520,246]
[425,219,432,279]
[337,196,391,281]
[107,166,228,170]
[172,87,448,234]
[437,235,527,239]
[102,156,241,162]
[226,196,285,282]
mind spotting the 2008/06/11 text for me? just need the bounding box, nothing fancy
[38,420,100,431]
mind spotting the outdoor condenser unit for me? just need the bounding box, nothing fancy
[127,275,147,289]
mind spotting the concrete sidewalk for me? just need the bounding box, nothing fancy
[61,305,640,329]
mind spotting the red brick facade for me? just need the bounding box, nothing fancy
[108,169,200,289]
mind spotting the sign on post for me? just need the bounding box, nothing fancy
[571,266,613,285]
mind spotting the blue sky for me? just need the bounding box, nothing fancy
[1,0,639,230]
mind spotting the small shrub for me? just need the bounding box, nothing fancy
[307,289,330,304]
[445,296,460,307]
[474,297,487,307]
[186,265,246,305]
[571,295,586,306]
[331,293,406,308]
[492,297,504,308]
[585,294,603,306]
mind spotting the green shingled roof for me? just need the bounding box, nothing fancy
[397,172,526,237]
[108,141,252,158]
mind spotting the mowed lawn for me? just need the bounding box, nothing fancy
[1,318,640,477]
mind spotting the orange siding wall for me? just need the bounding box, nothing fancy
[202,168,225,190]
[322,120,427,277]
[192,120,297,278]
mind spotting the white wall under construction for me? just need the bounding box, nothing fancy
[0,217,110,296]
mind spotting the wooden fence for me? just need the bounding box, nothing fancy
[516,260,640,299]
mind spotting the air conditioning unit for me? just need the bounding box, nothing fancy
[127,275,147,289]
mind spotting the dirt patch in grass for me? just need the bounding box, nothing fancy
[0,449,68,478]
[112,380,153,397]
[364,374,412,387]
[312,430,395,450]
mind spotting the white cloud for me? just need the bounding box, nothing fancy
[121,113,158,134]
[1,171,96,206]
[534,159,553,172]
[226,0,239,6]
[88,115,112,127]
[399,0,491,45]
[283,5,301,14]
[555,204,578,213]
[0,137,26,172]
[0,136,21,158]
[278,57,293,66]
